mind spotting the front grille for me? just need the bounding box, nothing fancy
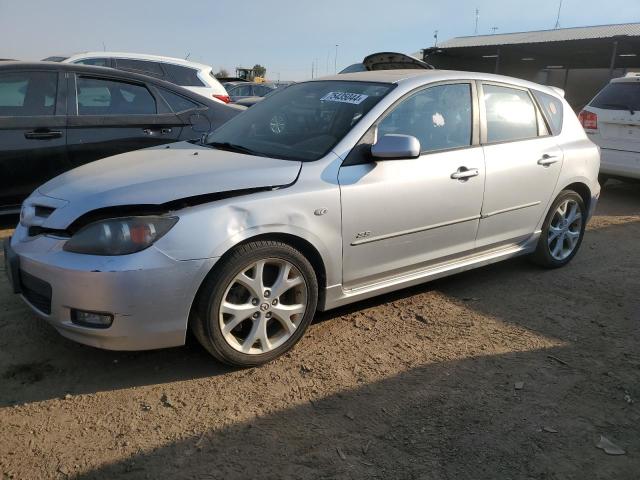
[20,271,52,315]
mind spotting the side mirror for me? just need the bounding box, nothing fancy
[371,134,421,160]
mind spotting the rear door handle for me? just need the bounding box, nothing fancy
[538,154,559,166]
[451,167,479,180]
[24,130,62,140]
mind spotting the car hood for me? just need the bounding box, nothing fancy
[36,142,301,229]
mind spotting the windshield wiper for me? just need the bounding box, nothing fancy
[601,103,636,115]
[208,141,266,157]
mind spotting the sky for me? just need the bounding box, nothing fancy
[1,0,639,81]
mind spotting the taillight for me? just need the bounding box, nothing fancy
[213,94,231,104]
[578,110,598,130]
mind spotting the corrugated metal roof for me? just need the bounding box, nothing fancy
[437,23,640,49]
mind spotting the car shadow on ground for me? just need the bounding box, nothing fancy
[73,345,638,479]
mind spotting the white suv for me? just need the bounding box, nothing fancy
[57,52,230,104]
[579,73,640,182]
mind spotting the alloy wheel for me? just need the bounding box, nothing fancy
[218,258,307,354]
[547,199,582,261]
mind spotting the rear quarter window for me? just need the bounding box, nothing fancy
[162,64,205,87]
[532,90,564,135]
[115,59,165,78]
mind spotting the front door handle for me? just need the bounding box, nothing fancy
[451,167,479,180]
[24,130,62,140]
[538,154,559,166]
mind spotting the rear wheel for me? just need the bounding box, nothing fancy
[531,190,586,268]
[192,240,318,367]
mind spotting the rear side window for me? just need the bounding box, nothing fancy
[0,71,57,116]
[162,64,205,87]
[590,82,640,111]
[533,90,564,135]
[76,77,156,115]
[483,84,538,143]
[158,88,200,112]
[115,59,164,78]
[75,58,110,67]
[230,84,252,96]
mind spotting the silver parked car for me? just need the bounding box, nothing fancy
[5,70,600,366]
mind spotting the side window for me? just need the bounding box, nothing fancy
[76,77,156,115]
[75,58,109,67]
[231,84,252,97]
[377,83,472,153]
[255,85,273,96]
[158,88,199,113]
[483,84,538,143]
[115,59,164,78]
[532,90,564,135]
[0,71,57,116]
[162,64,205,87]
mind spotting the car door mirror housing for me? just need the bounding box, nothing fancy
[371,134,421,160]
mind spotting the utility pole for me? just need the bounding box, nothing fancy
[474,9,479,35]
[433,30,438,47]
[334,44,339,73]
[554,0,563,29]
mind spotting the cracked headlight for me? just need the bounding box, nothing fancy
[63,216,178,255]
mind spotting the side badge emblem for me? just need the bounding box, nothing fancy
[314,208,328,216]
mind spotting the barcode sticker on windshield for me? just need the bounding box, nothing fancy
[321,92,368,104]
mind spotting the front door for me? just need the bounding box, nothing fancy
[476,83,564,248]
[0,70,68,210]
[339,82,485,288]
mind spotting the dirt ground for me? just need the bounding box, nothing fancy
[0,181,638,480]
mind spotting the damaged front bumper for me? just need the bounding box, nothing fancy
[7,225,217,351]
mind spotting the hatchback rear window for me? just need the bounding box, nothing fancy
[590,82,640,112]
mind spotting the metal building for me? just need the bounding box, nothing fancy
[422,23,640,109]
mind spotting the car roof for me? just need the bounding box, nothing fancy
[313,69,561,96]
[0,61,222,105]
[63,52,213,71]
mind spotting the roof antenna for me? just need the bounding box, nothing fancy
[475,8,479,35]
[554,0,563,29]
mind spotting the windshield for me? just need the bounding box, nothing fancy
[206,80,394,161]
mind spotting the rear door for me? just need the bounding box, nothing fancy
[66,73,183,167]
[476,82,563,248]
[0,69,68,210]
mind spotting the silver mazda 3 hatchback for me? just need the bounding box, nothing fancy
[5,70,600,366]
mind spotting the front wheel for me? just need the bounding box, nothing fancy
[191,240,318,367]
[531,190,586,268]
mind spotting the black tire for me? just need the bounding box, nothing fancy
[191,240,318,367]
[598,174,609,187]
[531,190,586,268]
